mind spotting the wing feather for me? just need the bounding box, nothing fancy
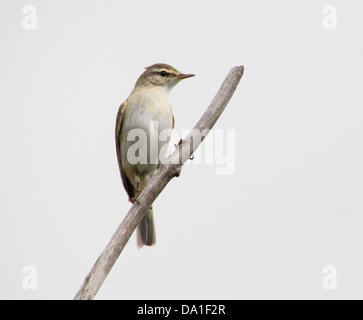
[115,100,134,200]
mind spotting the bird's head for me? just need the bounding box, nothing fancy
[135,63,195,90]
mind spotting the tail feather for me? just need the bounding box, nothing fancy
[137,208,156,248]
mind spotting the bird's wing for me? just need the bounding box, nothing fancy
[115,100,134,201]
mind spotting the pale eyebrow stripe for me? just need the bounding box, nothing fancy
[152,69,178,75]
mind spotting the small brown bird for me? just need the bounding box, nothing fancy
[115,63,195,247]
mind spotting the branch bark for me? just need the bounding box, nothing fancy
[74,65,244,300]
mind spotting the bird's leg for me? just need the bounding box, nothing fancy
[131,181,142,204]
[174,138,185,149]
[133,190,142,202]
[174,139,194,161]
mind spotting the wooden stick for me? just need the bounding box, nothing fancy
[74,65,244,300]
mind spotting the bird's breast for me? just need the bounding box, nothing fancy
[120,89,174,175]
[123,89,173,134]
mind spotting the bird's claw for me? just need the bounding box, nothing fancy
[131,191,142,204]
[174,139,185,149]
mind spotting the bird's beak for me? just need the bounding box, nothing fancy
[177,73,195,79]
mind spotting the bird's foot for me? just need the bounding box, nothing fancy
[174,139,184,149]
[131,191,142,204]
[174,139,193,160]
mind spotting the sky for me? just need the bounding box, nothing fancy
[0,0,363,300]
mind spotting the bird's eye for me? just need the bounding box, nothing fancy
[159,71,168,77]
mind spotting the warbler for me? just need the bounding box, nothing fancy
[115,63,195,247]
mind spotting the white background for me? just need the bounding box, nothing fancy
[0,0,362,299]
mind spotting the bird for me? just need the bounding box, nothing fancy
[115,63,195,247]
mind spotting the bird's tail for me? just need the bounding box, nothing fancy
[137,207,156,248]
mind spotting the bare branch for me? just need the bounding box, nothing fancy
[74,65,245,300]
